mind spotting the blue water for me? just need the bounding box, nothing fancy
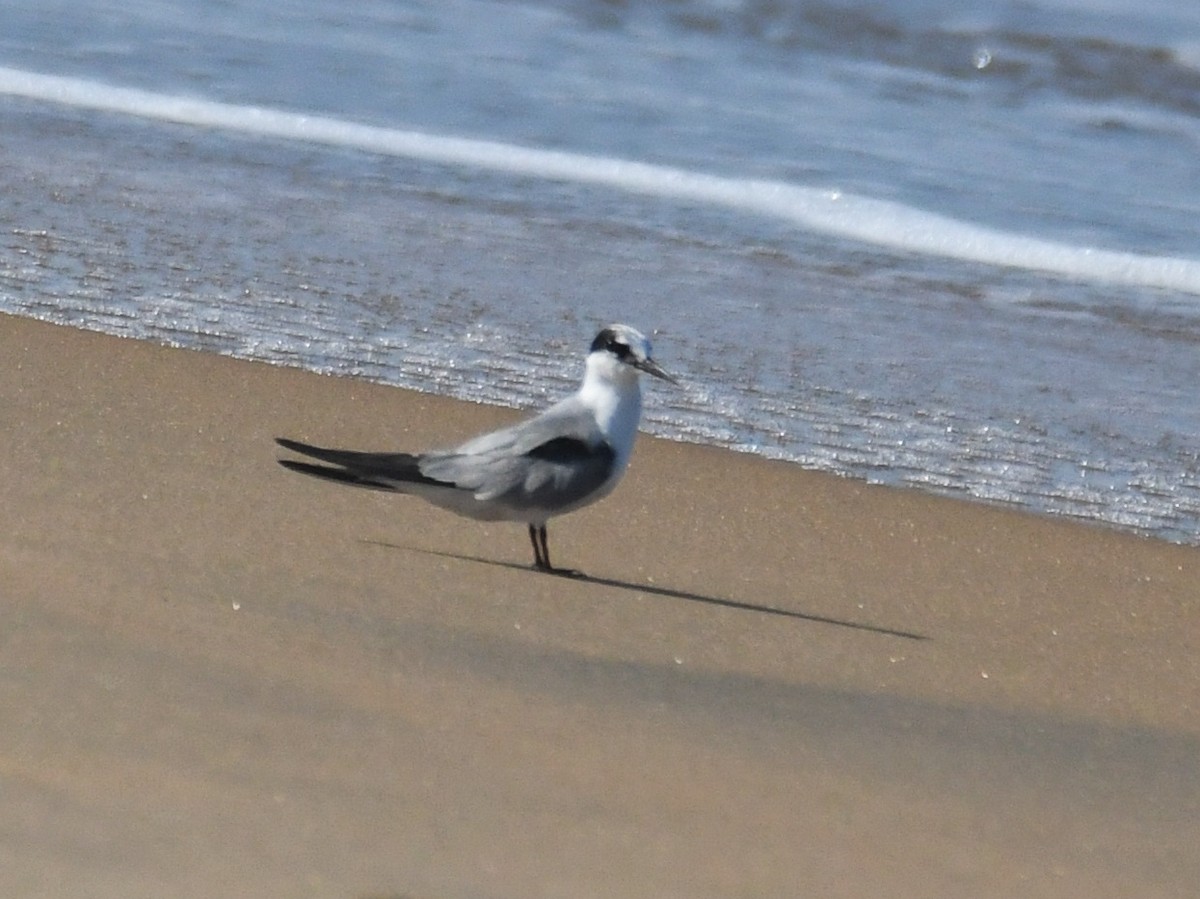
[2,0,1200,542]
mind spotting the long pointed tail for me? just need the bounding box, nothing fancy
[275,437,446,491]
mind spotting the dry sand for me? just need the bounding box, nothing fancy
[2,313,1197,898]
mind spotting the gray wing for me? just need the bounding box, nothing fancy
[451,394,598,455]
[419,432,616,514]
[280,398,617,517]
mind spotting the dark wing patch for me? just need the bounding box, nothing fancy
[525,436,610,465]
[498,436,616,511]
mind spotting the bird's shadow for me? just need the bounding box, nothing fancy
[361,540,927,642]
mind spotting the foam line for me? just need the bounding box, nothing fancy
[4,66,1199,295]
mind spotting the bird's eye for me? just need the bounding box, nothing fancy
[612,342,631,360]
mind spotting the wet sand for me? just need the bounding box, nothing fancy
[2,314,1197,898]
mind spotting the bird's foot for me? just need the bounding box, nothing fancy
[533,561,586,579]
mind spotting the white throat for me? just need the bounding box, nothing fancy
[578,351,643,464]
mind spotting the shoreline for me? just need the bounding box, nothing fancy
[3,313,1197,898]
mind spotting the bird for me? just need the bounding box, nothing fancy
[276,324,677,575]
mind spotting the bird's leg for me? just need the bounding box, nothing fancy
[529,523,550,570]
[529,523,584,578]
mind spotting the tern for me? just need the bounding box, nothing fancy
[276,324,677,575]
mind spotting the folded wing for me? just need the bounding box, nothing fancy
[419,435,616,514]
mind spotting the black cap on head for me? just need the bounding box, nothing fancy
[590,327,616,352]
[587,324,676,383]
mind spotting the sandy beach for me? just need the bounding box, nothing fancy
[2,313,1197,898]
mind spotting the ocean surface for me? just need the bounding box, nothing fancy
[2,0,1199,543]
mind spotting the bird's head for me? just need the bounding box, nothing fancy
[588,324,678,385]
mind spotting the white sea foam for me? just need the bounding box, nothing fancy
[1171,39,1200,73]
[4,66,1200,296]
